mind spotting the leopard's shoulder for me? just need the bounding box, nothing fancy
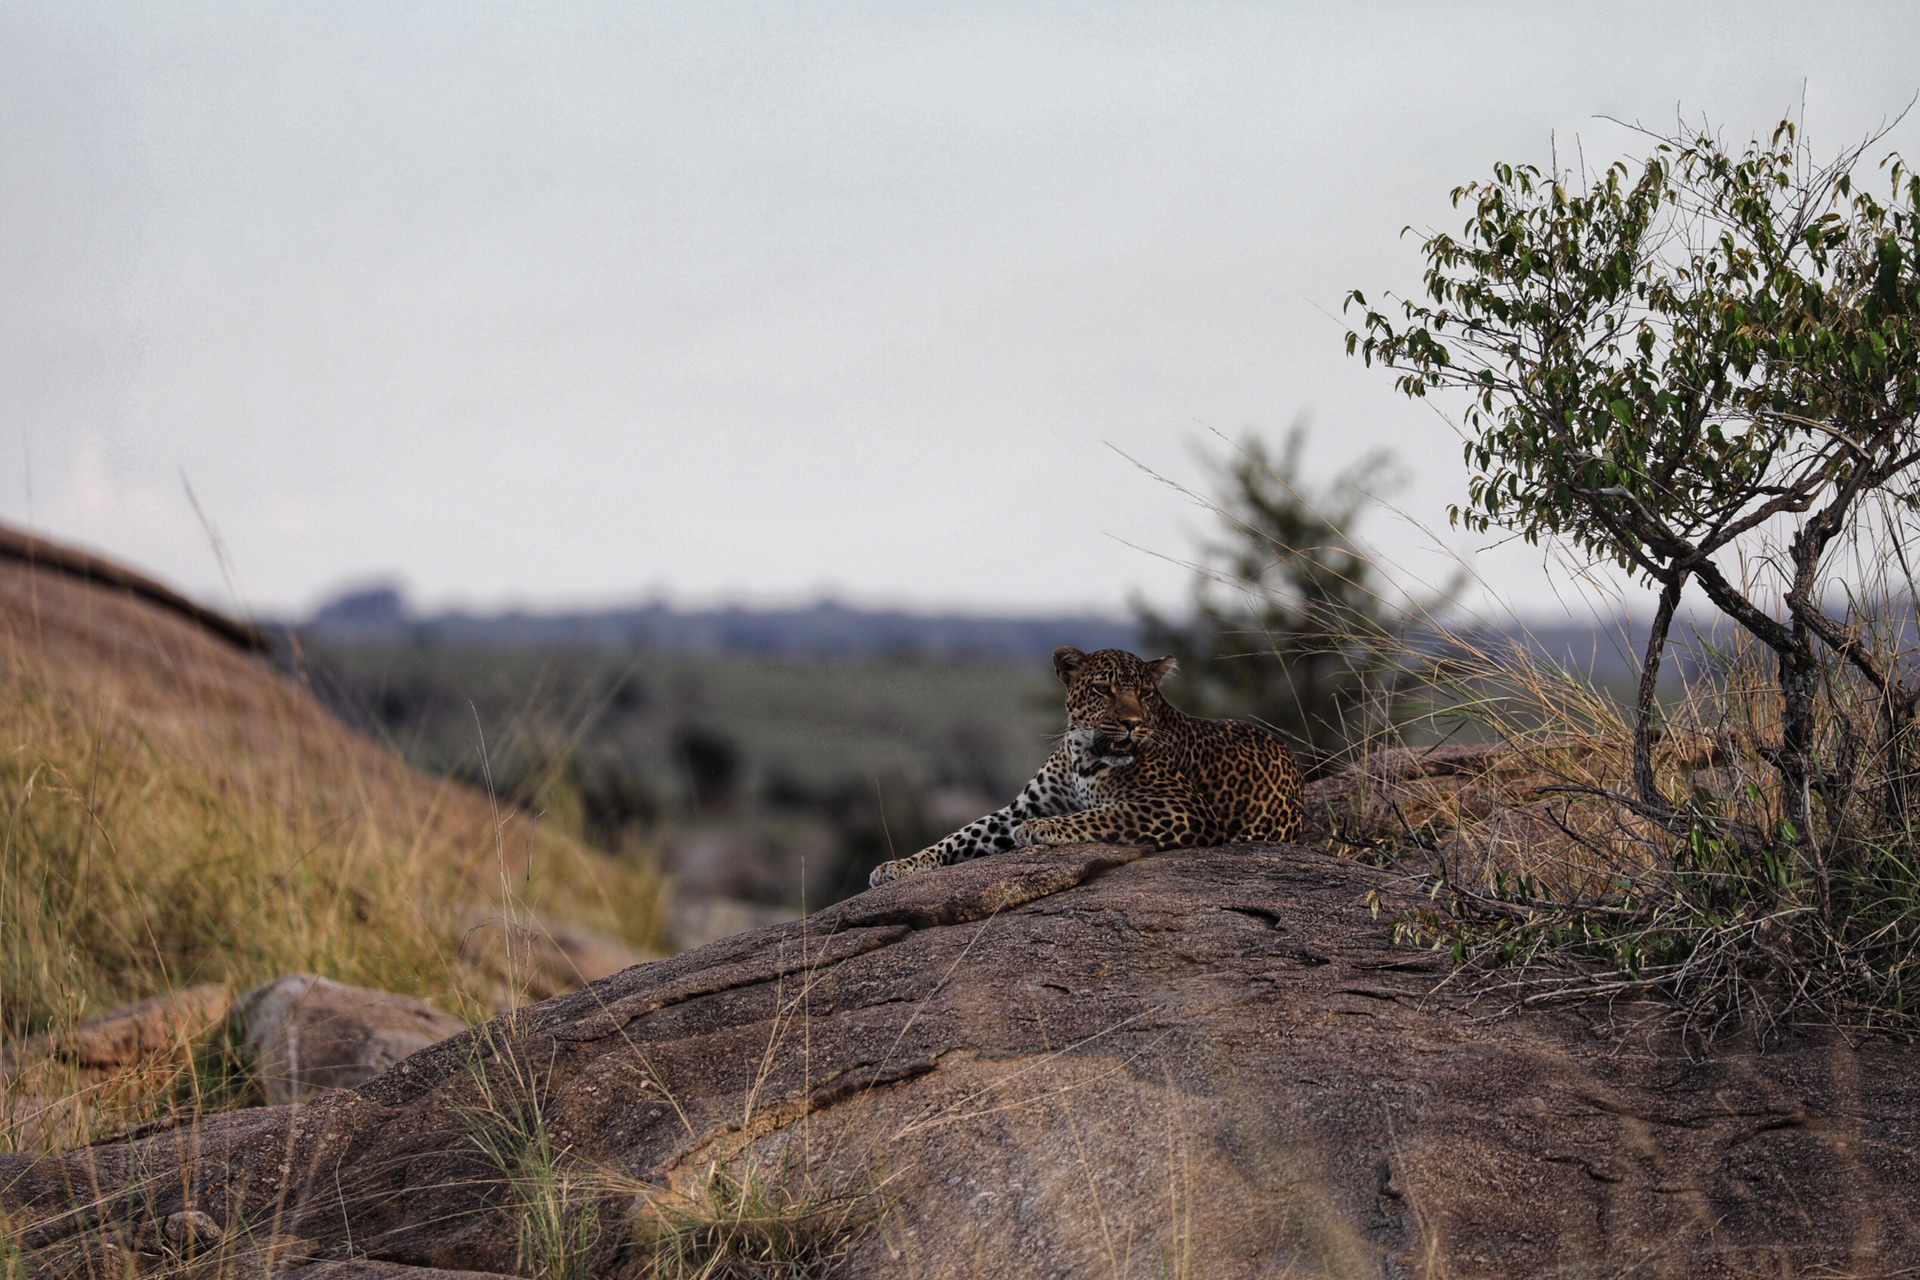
[1156,711,1306,841]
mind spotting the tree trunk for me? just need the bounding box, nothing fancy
[1776,640,1830,912]
[1873,672,1920,827]
[1632,576,1685,814]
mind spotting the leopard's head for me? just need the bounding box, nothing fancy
[1052,646,1177,765]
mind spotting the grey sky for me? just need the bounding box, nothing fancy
[4,2,1917,619]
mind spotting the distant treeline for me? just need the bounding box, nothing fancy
[283,586,1141,661]
[283,585,1759,693]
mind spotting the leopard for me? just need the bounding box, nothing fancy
[867,645,1306,887]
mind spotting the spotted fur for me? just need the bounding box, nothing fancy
[867,646,1306,887]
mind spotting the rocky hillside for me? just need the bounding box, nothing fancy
[0,523,608,905]
[4,841,1915,1278]
[0,525,660,1134]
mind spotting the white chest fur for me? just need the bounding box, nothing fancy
[1066,732,1133,807]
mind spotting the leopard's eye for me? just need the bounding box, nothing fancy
[1091,682,1112,695]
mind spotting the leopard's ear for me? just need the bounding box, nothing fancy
[1146,654,1178,685]
[1052,646,1086,684]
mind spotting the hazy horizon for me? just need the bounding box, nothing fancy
[7,3,1918,623]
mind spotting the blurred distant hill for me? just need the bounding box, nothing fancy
[289,585,1682,674]
[292,585,1140,661]
[287,585,1689,686]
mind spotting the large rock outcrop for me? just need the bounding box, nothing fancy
[3,843,1917,1278]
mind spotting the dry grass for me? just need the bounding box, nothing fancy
[624,1158,886,1280]
[0,561,666,1155]
[1305,600,1920,1036]
[1312,631,1717,899]
[449,967,892,1280]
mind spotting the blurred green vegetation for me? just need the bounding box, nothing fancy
[1137,427,1439,774]
[295,641,1067,900]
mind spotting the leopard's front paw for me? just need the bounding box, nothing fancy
[1017,817,1067,847]
[868,852,934,888]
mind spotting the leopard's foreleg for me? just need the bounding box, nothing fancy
[867,747,1075,887]
[1020,795,1211,851]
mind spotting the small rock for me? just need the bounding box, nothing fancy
[1,984,231,1081]
[230,975,468,1105]
[164,1209,224,1251]
[0,985,234,1152]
